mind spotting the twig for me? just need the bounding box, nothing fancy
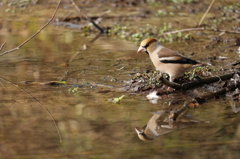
[188,78,240,106]
[160,72,237,90]
[198,0,215,26]
[0,77,62,143]
[0,0,62,57]
[0,0,63,143]
[158,27,205,36]
[205,28,240,34]
[157,27,240,37]
[70,0,105,33]
[0,41,6,51]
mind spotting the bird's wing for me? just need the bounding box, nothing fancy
[159,55,199,64]
[156,48,198,64]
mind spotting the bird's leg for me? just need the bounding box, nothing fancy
[166,76,175,90]
[169,76,174,83]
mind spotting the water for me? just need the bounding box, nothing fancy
[0,1,240,158]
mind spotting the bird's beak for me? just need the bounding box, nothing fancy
[137,46,146,53]
[135,127,144,134]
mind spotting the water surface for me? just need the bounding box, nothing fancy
[0,1,240,159]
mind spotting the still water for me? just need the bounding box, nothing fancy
[0,3,240,159]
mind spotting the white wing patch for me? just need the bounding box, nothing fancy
[159,56,181,61]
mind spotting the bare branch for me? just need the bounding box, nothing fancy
[205,28,240,34]
[70,0,105,33]
[0,77,62,143]
[198,0,215,26]
[158,28,205,36]
[0,0,62,57]
[0,41,6,51]
[189,77,240,106]
[157,27,240,38]
[159,72,237,90]
[0,0,63,143]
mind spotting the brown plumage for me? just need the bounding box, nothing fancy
[137,38,208,82]
[135,109,201,141]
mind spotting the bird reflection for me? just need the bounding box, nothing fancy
[135,106,201,141]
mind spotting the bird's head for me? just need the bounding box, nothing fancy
[135,127,154,141]
[137,38,159,55]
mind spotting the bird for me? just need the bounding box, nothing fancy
[135,110,175,141]
[135,108,201,141]
[137,38,208,82]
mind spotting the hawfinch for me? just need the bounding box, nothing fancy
[137,38,208,82]
[135,110,175,141]
[135,109,200,141]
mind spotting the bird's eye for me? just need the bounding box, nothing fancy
[144,44,149,48]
